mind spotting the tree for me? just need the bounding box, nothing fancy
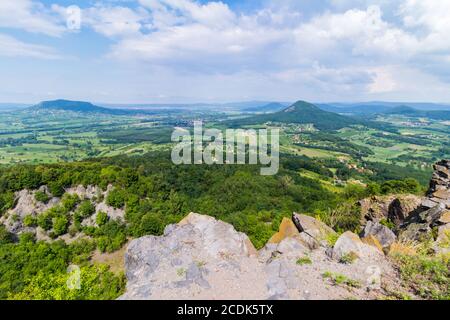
[106,189,126,209]
[76,200,95,218]
[53,215,69,236]
[96,211,109,226]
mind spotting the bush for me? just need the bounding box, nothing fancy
[53,215,69,236]
[34,191,50,204]
[23,215,37,227]
[37,212,53,231]
[0,226,13,244]
[61,193,80,212]
[106,189,126,209]
[19,232,36,243]
[76,201,95,218]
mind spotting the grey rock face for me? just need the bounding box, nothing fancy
[121,213,395,300]
[120,213,268,300]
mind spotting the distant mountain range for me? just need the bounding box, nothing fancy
[227,101,363,130]
[242,102,286,113]
[317,102,450,114]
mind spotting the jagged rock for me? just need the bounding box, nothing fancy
[388,196,423,226]
[361,235,384,253]
[292,213,336,241]
[65,185,104,200]
[361,221,396,250]
[428,160,450,197]
[268,217,299,244]
[399,223,432,242]
[438,211,450,224]
[421,199,440,209]
[358,195,422,225]
[400,203,448,243]
[399,205,447,242]
[434,224,450,255]
[332,231,382,261]
[358,196,395,222]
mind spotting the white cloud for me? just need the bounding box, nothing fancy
[0,0,65,36]
[81,5,150,38]
[0,33,61,59]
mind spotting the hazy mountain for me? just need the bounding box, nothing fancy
[318,102,450,114]
[227,100,362,130]
[317,104,392,115]
[243,102,286,113]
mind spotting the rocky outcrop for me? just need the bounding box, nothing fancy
[398,160,450,251]
[358,195,423,226]
[120,213,396,300]
[0,184,124,242]
[426,160,450,209]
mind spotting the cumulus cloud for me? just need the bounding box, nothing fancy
[0,0,65,36]
[2,0,450,101]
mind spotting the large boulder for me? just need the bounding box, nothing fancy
[120,213,265,300]
[292,213,336,242]
[361,221,396,250]
[268,217,299,244]
[332,231,382,262]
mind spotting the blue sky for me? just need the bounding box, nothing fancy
[1,0,450,104]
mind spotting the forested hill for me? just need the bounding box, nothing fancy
[226,101,363,130]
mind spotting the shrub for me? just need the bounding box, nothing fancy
[53,215,69,236]
[322,271,361,288]
[61,193,80,212]
[0,226,13,244]
[34,191,50,204]
[296,256,312,265]
[339,252,358,264]
[96,211,109,226]
[23,215,37,227]
[76,201,95,218]
[19,232,35,243]
[37,212,53,231]
[106,189,126,209]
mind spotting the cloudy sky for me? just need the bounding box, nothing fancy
[0,0,450,104]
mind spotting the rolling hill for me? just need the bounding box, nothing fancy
[386,106,450,121]
[29,99,139,115]
[227,100,363,130]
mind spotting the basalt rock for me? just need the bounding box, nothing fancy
[360,221,396,250]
